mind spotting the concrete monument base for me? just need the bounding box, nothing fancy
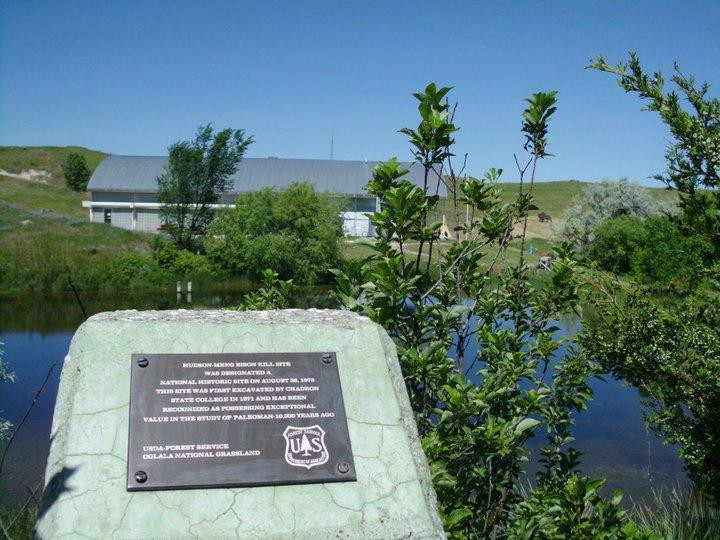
[36,310,444,539]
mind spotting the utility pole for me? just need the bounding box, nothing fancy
[330,133,334,160]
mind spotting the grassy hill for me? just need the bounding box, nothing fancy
[0,146,155,292]
[0,146,106,187]
[0,176,87,219]
[434,180,677,239]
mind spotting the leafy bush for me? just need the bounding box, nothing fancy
[233,269,294,310]
[630,216,714,290]
[560,178,673,247]
[509,476,644,539]
[586,214,714,289]
[580,289,720,498]
[206,182,343,284]
[332,84,649,537]
[150,236,216,279]
[586,216,647,273]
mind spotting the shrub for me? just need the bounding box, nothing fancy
[0,230,174,292]
[581,290,720,498]
[631,216,714,290]
[233,269,294,310]
[205,182,343,284]
[151,235,217,280]
[586,216,647,273]
[560,178,674,247]
[105,251,155,288]
[332,84,650,537]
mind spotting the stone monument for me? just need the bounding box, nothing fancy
[35,310,444,538]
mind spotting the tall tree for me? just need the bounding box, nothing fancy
[157,124,253,249]
[62,153,91,192]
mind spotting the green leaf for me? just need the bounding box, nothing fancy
[514,418,540,436]
[444,507,472,529]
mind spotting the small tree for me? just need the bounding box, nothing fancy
[234,269,294,311]
[157,124,253,250]
[62,153,91,192]
[583,52,720,504]
[586,215,647,274]
[205,182,343,284]
[588,53,720,254]
[332,84,647,537]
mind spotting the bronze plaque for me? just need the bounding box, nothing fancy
[126,352,356,491]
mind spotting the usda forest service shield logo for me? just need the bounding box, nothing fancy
[283,425,329,469]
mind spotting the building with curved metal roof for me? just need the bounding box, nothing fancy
[83,155,433,236]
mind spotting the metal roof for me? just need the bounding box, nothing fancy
[88,155,441,196]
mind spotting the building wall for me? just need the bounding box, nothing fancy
[88,192,379,236]
[341,211,372,237]
[111,208,133,229]
[91,208,106,224]
[91,207,135,229]
[136,208,162,232]
[91,191,133,203]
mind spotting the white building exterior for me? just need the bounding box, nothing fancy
[83,155,429,237]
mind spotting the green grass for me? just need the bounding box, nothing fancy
[0,196,158,292]
[342,237,554,269]
[0,206,151,253]
[0,175,88,218]
[0,146,106,187]
[433,180,677,239]
[631,489,720,539]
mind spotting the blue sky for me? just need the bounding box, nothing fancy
[1,1,718,183]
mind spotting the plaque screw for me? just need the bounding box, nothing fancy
[337,461,350,474]
[135,471,148,483]
[322,353,333,364]
[137,357,149,368]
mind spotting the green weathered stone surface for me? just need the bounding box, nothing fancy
[36,309,444,539]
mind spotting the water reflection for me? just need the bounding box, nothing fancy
[453,308,686,503]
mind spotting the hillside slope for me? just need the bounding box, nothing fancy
[0,146,106,188]
[436,180,677,239]
[0,175,87,219]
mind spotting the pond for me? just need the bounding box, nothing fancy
[0,288,687,506]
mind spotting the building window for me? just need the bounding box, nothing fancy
[355,197,377,212]
[103,209,112,224]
